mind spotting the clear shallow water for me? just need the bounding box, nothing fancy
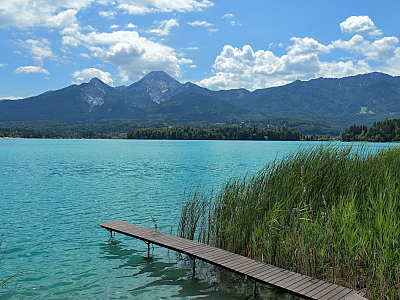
[0,139,393,299]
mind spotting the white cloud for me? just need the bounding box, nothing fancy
[149,19,179,36]
[199,14,400,91]
[0,0,89,29]
[110,24,120,29]
[198,38,379,91]
[117,4,153,14]
[15,66,50,74]
[117,0,214,15]
[21,39,55,64]
[368,37,399,61]
[0,96,23,100]
[222,13,233,19]
[80,53,91,59]
[318,60,372,79]
[188,20,213,27]
[0,0,214,29]
[332,35,370,53]
[99,10,117,19]
[340,16,382,36]
[287,37,333,56]
[72,68,114,85]
[46,9,78,28]
[383,48,400,75]
[61,28,192,83]
[126,23,137,29]
[0,63,5,67]
[333,35,399,62]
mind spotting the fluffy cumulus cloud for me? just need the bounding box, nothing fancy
[384,48,400,75]
[62,28,191,82]
[199,38,337,90]
[340,16,382,36]
[117,0,214,15]
[15,66,50,74]
[200,16,400,90]
[0,0,213,29]
[0,0,90,29]
[333,35,399,62]
[149,19,179,36]
[126,23,137,29]
[72,68,114,85]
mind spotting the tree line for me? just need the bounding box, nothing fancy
[0,128,122,139]
[127,126,302,141]
[341,118,400,142]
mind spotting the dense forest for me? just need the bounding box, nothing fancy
[0,124,302,141]
[0,128,118,139]
[127,126,302,141]
[0,119,337,141]
[341,118,400,142]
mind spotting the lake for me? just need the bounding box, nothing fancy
[0,139,392,299]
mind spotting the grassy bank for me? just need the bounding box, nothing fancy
[178,144,400,299]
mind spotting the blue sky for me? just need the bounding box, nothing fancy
[1,0,400,99]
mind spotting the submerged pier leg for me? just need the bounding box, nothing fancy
[192,257,196,278]
[144,241,152,258]
[108,230,115,241]
[246,276,257,299]
[188,255,196,277]
[148,242,150,257]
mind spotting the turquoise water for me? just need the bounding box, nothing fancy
[0,139,392,299]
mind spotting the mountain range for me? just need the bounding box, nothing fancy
[1,71,400,130]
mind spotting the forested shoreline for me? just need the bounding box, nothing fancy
[0,125,303,141]
[127,126,302,141]
[0,128,120,139]
[341,118,400,142]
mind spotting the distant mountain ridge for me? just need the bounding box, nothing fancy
[1,71,400,129]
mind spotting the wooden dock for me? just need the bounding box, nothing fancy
[99,220,368,300]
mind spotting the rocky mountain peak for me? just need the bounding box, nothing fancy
[79,78,109,112]
[124,71,183,103]
[89,77,108,88]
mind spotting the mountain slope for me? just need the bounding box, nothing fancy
[1,71,400,129]
[0,78,141,121]
[121,71,183,103]
[147,92,261,122]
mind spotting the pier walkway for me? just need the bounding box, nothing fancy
[99,220,367,300]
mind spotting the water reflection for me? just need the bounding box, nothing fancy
[99,239,302,299]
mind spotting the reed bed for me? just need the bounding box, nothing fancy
[177,144,400,299]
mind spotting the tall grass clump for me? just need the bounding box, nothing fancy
[177,187,213,244]
[178,144,400,299]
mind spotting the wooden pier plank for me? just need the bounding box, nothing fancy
[99,220,368,300]
[318,286,349,300]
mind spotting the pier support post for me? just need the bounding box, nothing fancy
[108,230,115,241]
[245,276,257,299]
[144,241,152,258]
[188,255,196,277]
[192,257,196,278]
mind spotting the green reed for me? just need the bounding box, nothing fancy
[177,144,400,299]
